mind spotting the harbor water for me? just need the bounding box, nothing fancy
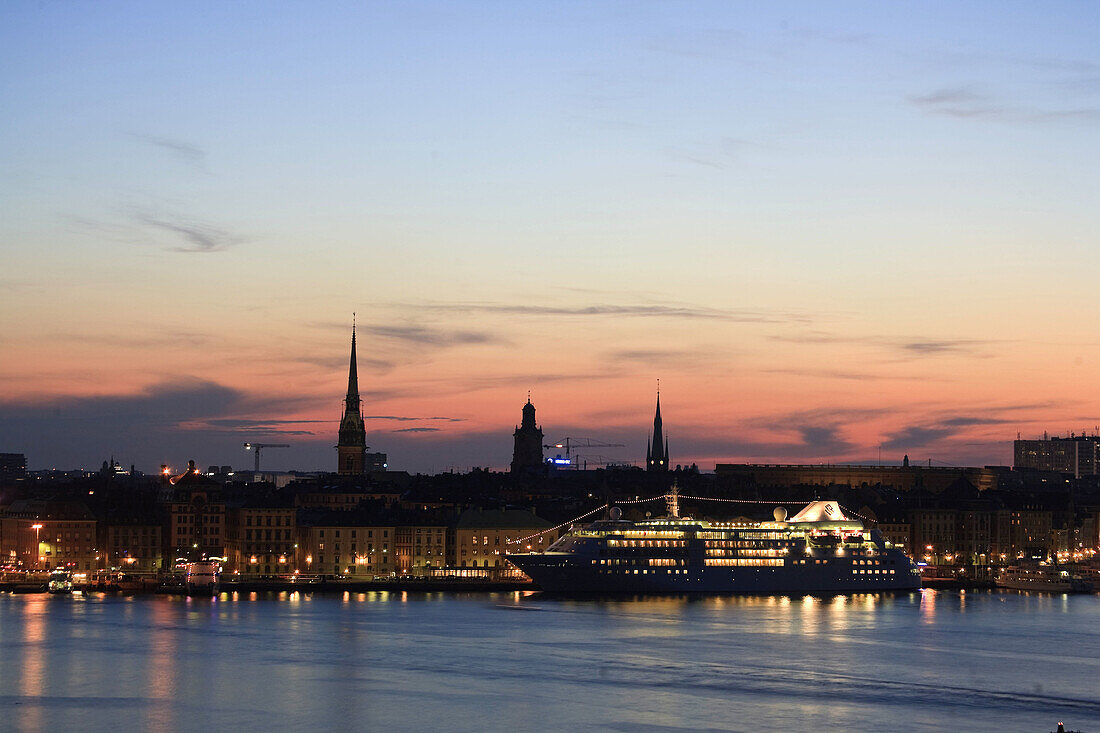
[1,589,1098,732]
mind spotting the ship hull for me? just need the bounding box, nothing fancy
[507,555,920,594]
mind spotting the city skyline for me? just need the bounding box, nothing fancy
[3,3,1099,473]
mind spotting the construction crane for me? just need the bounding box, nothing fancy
[570,454,631,470]
[544,437,625,457]
[243,442,289,472]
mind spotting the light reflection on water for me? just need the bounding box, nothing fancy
[0,590,1098,733]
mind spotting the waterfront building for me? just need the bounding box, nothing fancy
[645,390,669,472]
[991,506,1054,559]
[297,511,395,576]
[510,399,544,476]
[225,499,297,575]
[337,325,368,475]
[910,508,958,565]
[454,508,557,569]
[1014,434,1100,477]
[395,523,448,576]
[104,522,162,572]
[159,460,226,562]
[0,499,97,570]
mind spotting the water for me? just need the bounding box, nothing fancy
[1,590,1097,733]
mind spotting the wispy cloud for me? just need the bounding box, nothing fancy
[400,301,813,324]
[607,348,712,367]
[392,427,440,433]
[134,211,244,253]
[909,87,1100,123]
[771,331,1000,358]
[665,137,760,171]
[898,339,990,356]
[880,425,954,451]
[133,134,207,168]
[363,324,504,348]
[366,415,464,423]
[205,418,326,429]
[765,367,921,382]
[940,416,1012,427]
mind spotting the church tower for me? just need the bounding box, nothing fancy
[646,387,669,472]
[511,397,545,475]
[337,323,367,475]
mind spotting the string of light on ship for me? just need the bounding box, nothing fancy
[511,494,871,544]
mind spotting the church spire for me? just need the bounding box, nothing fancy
[346,315,360,409]
[647,382,668,472]
[337,316,367,474]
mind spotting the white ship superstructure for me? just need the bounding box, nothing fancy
[507,498,921,594]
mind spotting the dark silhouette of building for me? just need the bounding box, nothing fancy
[1015,433,1100,477]
[646,389,669,472]
[511,399,544,475]
[0,453,26,483]
[337,324,367,475]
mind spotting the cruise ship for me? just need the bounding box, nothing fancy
[506,495,921,594]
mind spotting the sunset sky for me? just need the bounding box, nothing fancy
[2,2,1099,473]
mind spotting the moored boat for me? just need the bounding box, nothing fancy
[506,496,921,594]
[47,569,73,594]
[184,561,220,596]
[995,559,1093,593]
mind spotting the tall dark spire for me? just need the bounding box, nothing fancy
[646,384,669,472]
[337,317,367,474]
[345,318,360,412]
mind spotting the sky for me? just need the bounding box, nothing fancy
[2,2,1099,474]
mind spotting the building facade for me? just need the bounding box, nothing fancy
[104,523,163,572]
[159,460,226,563]
[454,508,557,569]
[1014,435,1100,477]
[0,499,98,570]
[225,502,297,575]
[394,524,448,575]
[298,514,395,576]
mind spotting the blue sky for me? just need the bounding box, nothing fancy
[2,2,1098,472]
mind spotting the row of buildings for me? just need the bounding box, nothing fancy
[3,328,1099,579]
[0,461,558,577]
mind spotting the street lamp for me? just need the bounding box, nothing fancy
[30,524,43,570]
